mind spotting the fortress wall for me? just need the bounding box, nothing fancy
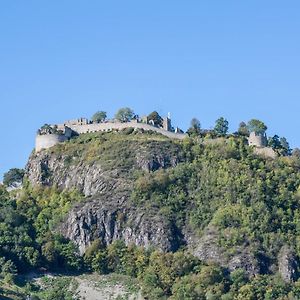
[248,132,267,147]
[36,121,187,152]
[35,134,67,152]
[66,121,187,140]
[254,147,277,159]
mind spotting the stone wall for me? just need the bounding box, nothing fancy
[248,132,268,147]
[36,121,187,152]
[253,147,277,159]
[35,134,68,152]
[63,121,187,140]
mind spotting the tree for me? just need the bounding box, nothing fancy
[3,168,25,188]
[148,111,163,127]
[214,117,229,136]
[268,135,281,150]
[230,269,248,291]
[0,258,17,283]
[238,122,249,136]
[268,135,291,156]
[247,119,267,135]
[42,241,59,266]
[115,107,135,123]
[280,137,291,156]
[107,240,128,273]
[187,118,201,137]
[91,111,107,123]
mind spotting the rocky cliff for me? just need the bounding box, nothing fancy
[26,132,183,197]
[26,132,185,254]
[58,192,181,255]
[25,131,300,281]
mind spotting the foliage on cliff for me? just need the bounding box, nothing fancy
[133,137,300,258]
[2,130,300,298]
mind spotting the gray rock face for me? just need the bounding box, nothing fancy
[188,226,225,266]
[278,245,298,282]
[25,141,182,197]
[227,248,260,276]
[135,145,180,172]
[187,226,260,277]
[26,152,125,197]
[58,192,180,255]
[26,140,183,254]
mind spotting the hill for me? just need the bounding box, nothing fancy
[2,128,300,299]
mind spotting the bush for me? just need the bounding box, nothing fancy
[121,127,135,135]
[3,168,24,187]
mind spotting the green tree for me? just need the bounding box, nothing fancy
[91,111,107,123]
[171,274,206,299]
[0,258,17,283]
[280,137,291,156]
[247,119,267,134]
[91,250,108,274]
[237,122,249,136]
[268,135,291,156]
[107,240,128,273]
[187,118,201,137]
[214,117,229,136]
[3,168,25,187]
[148,111,163,127]
[42,240,59,267]
[230,269,248,292]
[54,236,83,271]
[115,107,135,122]
[38,124,59,135]
[268,135,281,150]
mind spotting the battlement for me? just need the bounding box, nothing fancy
[248,132,268,148]
[63,118,89,126]
[35,116,275,157]
[35,115,186,152]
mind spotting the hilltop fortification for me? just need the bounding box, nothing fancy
[35,115,186,152]
[35,113,277,160]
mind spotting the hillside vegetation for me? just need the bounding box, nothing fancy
[2,129,300,299]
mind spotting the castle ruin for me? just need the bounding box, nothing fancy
[248,132,268,148]
[35,115,277,159]
[35,115,186,152]
[247,132,276,158]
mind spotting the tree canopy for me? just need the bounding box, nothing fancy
[3,168,25,188]
[268,135,291,156]
[247,119,267,135]
[147,111,163,127]
[237,122,249,136]
[115,107,135,123]
[91,111,107,123]
[187,118,201,136]
[214,117,229,136]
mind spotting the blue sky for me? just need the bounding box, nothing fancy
[1,1,300,180]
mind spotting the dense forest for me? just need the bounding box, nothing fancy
[2,117,300,299]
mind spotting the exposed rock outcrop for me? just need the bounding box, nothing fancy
[278,245,298,282]
[58,192,182,255]
[25,139,182,197]
[26,136,185,254]
[136,147,180,172]
[227,247,260,276]
[186,225,260,277]
[26,152,126,197]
